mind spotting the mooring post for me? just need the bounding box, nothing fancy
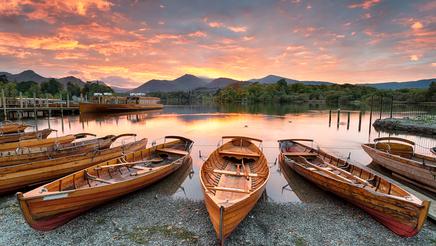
[46,94,51,128]
[67,93,70,108]
[328,110,332,127]
[390,95,393,118]
[379,96,383,119]
[33,92,38,130]
[358,111,362,132]
[2,89,6,121]
[369,95,374,135]
[60,94,64,118]
[337,109,341,128]
[347,111,350,130]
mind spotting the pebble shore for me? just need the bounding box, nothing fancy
[0,181,435,246]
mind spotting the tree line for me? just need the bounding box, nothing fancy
[0,75,113,99]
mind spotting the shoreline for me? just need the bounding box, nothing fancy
[373,117,436,136]
[1,183,434,245]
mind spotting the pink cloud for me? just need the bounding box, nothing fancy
[348,0,381,9]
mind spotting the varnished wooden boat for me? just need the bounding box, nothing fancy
[0,128,54,144]
[362,137,436,193]
[0,133,136,167]
[0,138,148,194]
[200,136,269,243]
[0,132,95,152]
[79,96,163,113]
[0,122,29,134]
[278,139,430,237]
[17,136,193,231]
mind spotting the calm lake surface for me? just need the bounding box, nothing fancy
[21,103,436,203]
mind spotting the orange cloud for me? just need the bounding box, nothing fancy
[348,0,381,9]
[411,21,423,30]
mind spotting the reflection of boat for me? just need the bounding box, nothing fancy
[0,138,147,194]
[79,109,162,123]
[79,96,163,113]
[0,134,136,167]
[0,122,29,134]
[278,139,429,237]
[362,137,436,193]
[0,132,95,152]
[278,157,325,203]
[156,156,193,196]
[200,136,269,243]
[17,136,193,231]
[0,128,54,144]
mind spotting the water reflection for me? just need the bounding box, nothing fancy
[23,104,436,203]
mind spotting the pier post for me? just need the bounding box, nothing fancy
[369,96,375,136]
[67,93,70,108]
[337,109,340,129]
[379,96,383,119]
[358,111,362,132]
[328,110,332,127]
[2,89,6,121]
[390,96,393,118]
[33,92,38,130]
[347,111,350,130]
[46,95,51,128]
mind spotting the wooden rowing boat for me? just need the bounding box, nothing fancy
[278,139,430,237]
[0,132,95,152]
[200,136,269,243]
[79,96,163,113]
[0,122,29,134]
[17,136,193,231]
[0,128,54,144]
[362,137,436,193]
[0,138,148,194]
[0,133,136,167]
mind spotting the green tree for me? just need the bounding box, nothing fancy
[41,79,63,96]
[66,82,81,97]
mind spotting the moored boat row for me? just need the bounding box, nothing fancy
[0,127,432,244]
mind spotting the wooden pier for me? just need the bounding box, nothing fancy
[0,90,79,120]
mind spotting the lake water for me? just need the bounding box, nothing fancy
[20,103,436,203]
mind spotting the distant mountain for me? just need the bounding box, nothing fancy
[130,74,208,93]
[0,70,85,87]
[111,86,132,93]
[57,76,85,87]
[249,75,298,84]
[205,77,241,89]
[249,75,333,86]
[362,79,435,90]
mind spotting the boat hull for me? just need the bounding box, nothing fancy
[0,128,52,144]
[203,182,266,239]
[79,102,163,113]
[362,144,436,192]
[0,139,147,194]
[17,139,192,231]
[0,123,28,134]
[279,154,429,237]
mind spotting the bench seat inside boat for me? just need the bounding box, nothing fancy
[157,148,188,156]
[284,152,318,157]
[218,150,260,158]
[213,169,261,177]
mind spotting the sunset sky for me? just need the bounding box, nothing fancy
[0,0,435,88]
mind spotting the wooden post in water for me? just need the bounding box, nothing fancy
[33,92,38,130]
[358,111,362,132]
[369,96,374,135]
[19,92,23,121]
[390,96,394,118]
[337,109,341,128]
[328,110,332,127]
[347,111,350,130]
[2,89,6,121]
[379,96,383,119]
[46,95,51,128]
[67,93,70,108]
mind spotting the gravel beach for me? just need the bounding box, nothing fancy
[0,178,435,246]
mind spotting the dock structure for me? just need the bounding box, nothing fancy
[0,91,79,120]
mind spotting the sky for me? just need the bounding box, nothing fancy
[0,0,435,88]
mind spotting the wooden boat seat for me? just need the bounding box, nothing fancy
[157,148,188,156]
[213,169,263,178]
[218,150,260,158]
[284,152,317,157]
[85,172,115,185]
[207,186,250,194]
